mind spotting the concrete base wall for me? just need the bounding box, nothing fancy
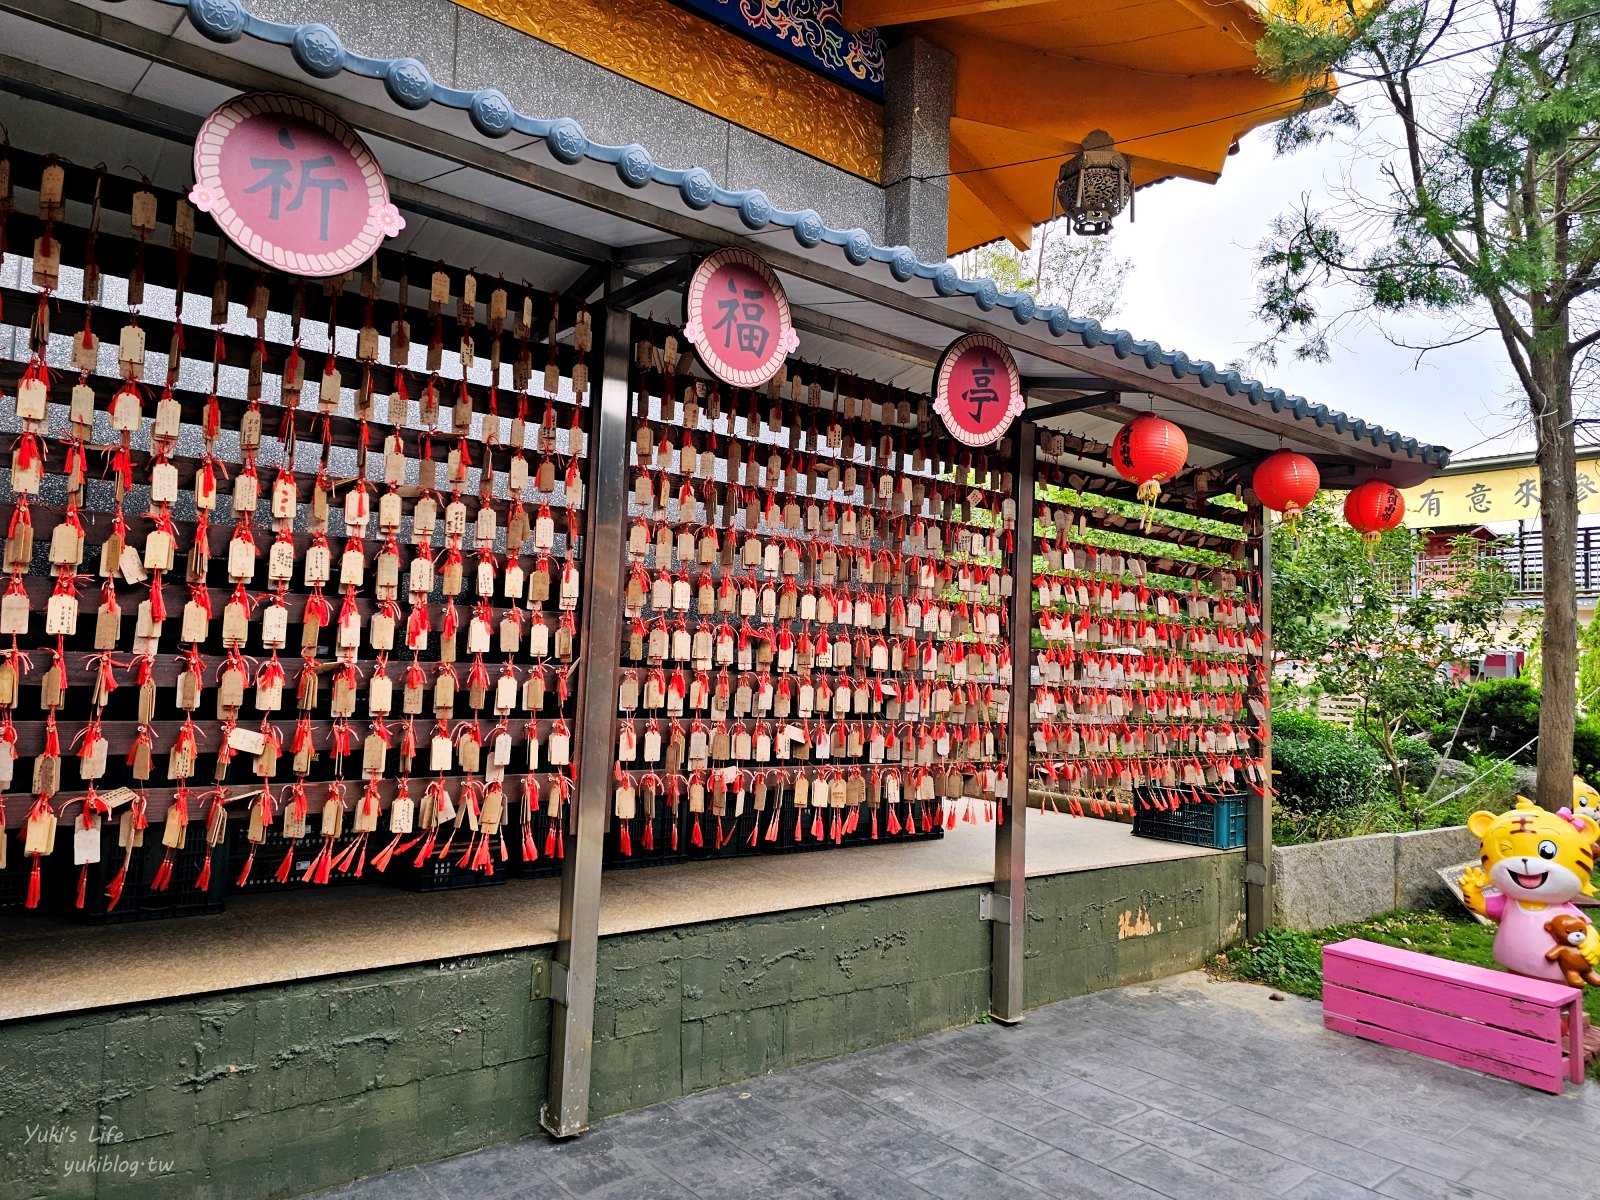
[1272,826,1477,929]
[0,854,1242,1198]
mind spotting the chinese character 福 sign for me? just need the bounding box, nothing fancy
[933,332,1023,448]
[683,248,800,387]
[191,93,403,278]
[1402,455,1600,527]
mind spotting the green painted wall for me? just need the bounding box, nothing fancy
[0,853,1242,1199]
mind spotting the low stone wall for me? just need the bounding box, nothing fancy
[0,854,1242,1199]
[1273,826,1477,929]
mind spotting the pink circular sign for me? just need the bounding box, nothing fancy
[683,248,800,386]
[191,93,402,278]
[933,333,1024,447]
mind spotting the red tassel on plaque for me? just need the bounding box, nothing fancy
[619,823,632,857]
[234,846,256,888]
[690,813,704,848]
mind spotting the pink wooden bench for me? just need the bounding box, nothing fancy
[1322,938,1587,1094]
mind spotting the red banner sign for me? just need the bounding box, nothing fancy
[683,248,799,387]
[933,332,1023,447]
[191,92,402,277]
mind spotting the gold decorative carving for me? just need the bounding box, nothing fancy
[453,0,884,182]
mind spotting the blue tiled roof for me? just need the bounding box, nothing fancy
[156,0,1447,468]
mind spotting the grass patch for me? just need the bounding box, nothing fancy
[1211,908,1600,1078]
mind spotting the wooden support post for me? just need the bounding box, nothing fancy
[993,421,1035,1022]
[1246,508,1274,936]
[541,283,630,1138]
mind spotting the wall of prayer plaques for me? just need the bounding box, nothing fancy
[0,147,593,916]
[613,321,1017,860]
[1028,430,1269,819]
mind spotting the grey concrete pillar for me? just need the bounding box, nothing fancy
[882,36,953,262]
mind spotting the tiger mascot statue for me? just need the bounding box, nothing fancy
[1461,796,1600,984]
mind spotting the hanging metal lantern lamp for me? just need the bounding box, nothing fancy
[1055,130,1132,236]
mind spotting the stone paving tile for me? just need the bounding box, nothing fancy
[1358,1130,1483,1184]
[520,1131,665,1197]
[932,1113,1053,1169]
[1100,1142,1266,1200]
[619,1127,796,1200]
[1024,1106,1149,1165]
[1195,1104,1400,1188]
[423,1141,553,1200]
[1111,1113,1315,1196]
[783,1155,938,1200]
[1282,1174,1385,1200]
[905,1153,1053,1200]
[1006,1146,1172,1200]
[304,973,1600,1200]
[309,1166,444,1200]
[1374,1168,1505,1200]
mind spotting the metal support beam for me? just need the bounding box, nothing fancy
[612,237,706,265]
[1023,392,1120,423]
[1246,509,1273,936]
[993,422,1035,1023]
[560,262,612,308]
[789,307,937,369]
[600,257,695,313]
[542,275,631,1139]
[1021,375,1121,392]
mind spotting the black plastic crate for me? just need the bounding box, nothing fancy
[383,827,510,891]
[70,824,228,924]
[228,824,373,891]
[1132,789,1247,849]
[0,833,33,913]
[509,811,566,879]
[759,798,944,854]
[607,799,689,869]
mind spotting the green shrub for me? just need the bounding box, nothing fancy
[1576,718,1600,781]
[1433,679,1540,762]
[1272,715,1383,814]
[1394,733,1440,791]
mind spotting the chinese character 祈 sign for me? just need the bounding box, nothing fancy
[191,93,403,278]
[683,248,800,387]
[933,332,1023,448]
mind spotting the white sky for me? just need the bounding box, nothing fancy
[1107,125,1533,463]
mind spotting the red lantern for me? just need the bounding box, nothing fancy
[1110,414,1188,504]
[1343,479,1405,548]
[1253,451,1320,521]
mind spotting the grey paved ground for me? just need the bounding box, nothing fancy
[311,972,1600,1199]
